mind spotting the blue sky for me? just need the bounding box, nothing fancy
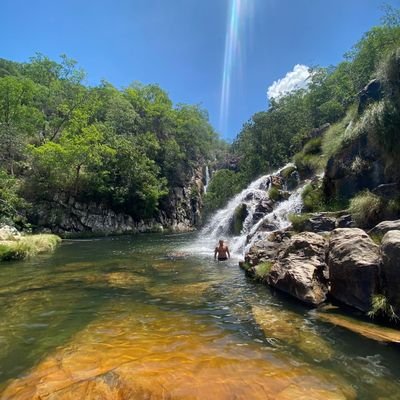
[1,0,399,140]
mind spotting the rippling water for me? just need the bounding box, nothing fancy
[0,234,399,399]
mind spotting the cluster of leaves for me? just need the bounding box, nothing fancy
[0,55,223,221]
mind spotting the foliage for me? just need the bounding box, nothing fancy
[0,54,222,223]
[268,187,281,202]
[289,213,312,232]
[204,169,242,213]
[0,234,61,261]
[231,8,400,185]
[349,191,383,228]
[368,294,399,322]
[302,183,325,212]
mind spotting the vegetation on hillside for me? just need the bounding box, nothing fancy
[0,55,224,228]
[206,6,400,217]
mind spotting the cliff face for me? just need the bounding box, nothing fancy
[31,167,206,235]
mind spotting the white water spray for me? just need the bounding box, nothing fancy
[185,164,304,258]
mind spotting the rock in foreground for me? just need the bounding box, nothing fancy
[328,228,380,312]
[381,230,400,315]
[267,232,328,306]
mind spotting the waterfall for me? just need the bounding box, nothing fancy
[204,166,210,194]
[185,163,304,258]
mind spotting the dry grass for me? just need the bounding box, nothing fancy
[0,234,61,261]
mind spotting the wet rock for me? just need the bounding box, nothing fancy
[229,204,248,235]
[336,214,354,228]
[369,219,400,237]
[255,199,273,213]
[266,232,329,306]
[328,228,381,312]
[381,230,400,315]
[303,215,336,233]
[252,212,264,223]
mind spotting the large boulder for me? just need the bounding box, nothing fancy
[328,228,381,312]
[358,79,382,114]
[381,230,400,314]
[266,232,328,306]
[0,225,21,241]
[369,220,400,237]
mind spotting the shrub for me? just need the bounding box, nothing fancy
[289,213,312,232]
[268,187,281,202]
[349,190,383,228]
[302,183,325,212]
[368,294,399,322]
[303,137,322,155]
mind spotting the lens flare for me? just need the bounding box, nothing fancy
[219,0,253,136]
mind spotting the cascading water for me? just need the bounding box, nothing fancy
[187,164,304,258]
[204,166,210,194]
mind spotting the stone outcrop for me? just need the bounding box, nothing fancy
[0,225,21,241]
[328,228,381,312]
[369,219,400,237]
[32,167,206,235]
[381,230,400,314]
[358,79,382,114]
[267,232,329,306]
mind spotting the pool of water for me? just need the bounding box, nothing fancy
[0,233,399,399]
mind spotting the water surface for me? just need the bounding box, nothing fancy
[0,234,399,399]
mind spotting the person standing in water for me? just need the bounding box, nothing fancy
[214,239,230,261]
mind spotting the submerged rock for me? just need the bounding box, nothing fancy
[381,230,400,315]
[252,305,334,361]
[266,232,329,306]
[314,306,400,343]
[1,304,354,400]
[328,228,381,312]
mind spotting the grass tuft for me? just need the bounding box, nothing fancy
[349,190,383,228]
[0,234,61,262]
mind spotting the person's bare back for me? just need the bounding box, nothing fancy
[214,239,230,261]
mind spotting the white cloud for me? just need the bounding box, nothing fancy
[267,64,310,100]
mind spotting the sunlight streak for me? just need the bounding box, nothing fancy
[219,0,253,136]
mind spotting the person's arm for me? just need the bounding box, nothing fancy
[227,246,231,259]
[214,247,218,260]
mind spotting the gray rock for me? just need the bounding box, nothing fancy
[0,225,21,241]
[328,228,381,312]
[336,214,354,228]
[369,220,400,237]
[358,79,382,114]
[266,232,328,306]
[381,230,400,314]
[303,215,336,233]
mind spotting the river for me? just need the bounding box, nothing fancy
[0,233,399,399]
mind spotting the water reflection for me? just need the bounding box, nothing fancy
[0,234,399,399]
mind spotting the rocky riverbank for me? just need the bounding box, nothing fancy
[240,218,400,326]
[28,166,206,236]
